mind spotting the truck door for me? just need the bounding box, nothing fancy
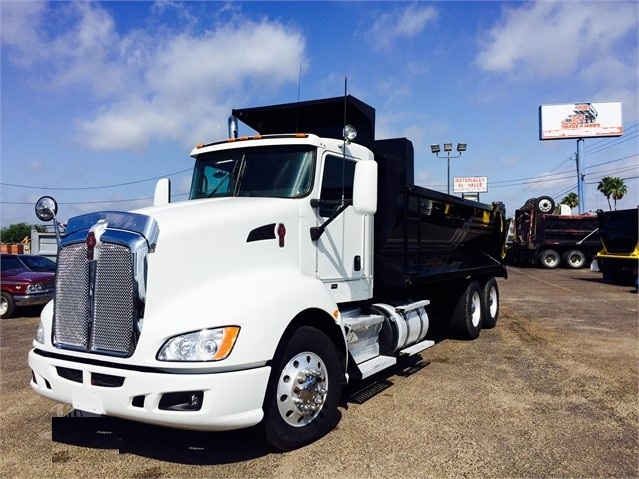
[315,154,365,282]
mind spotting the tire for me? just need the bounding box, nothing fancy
[534,196,555,214]
[255,326,342,451]
[562,249,586,269]
[1,292,15,319]
[538,249,560,269]
[450,281,483,340]
[481,278,499,329]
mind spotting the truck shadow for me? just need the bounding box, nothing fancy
[51,335,448,464]
[52,414,270,464]
[576,276,637,291]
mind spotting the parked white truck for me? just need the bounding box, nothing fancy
[29,96,507,451]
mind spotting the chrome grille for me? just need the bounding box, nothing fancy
[91,244,134,354]
[54,244,90,350]
[53,242,135,357]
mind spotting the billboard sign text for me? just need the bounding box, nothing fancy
[539,101,622,140]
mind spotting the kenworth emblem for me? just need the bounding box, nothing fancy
[86,219,108,261]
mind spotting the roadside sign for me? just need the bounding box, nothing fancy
[454,176,487,193]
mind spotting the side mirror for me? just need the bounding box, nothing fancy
[35,196,58,222]
[35,196,62,245]
[353,160,377,215]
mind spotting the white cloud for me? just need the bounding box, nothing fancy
[1,2,306,151]
[368,3,437,51]
[476,1,638,80]
[0,1,46,67]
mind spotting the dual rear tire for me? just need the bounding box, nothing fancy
[539,249,587,269]
[450,278,500,339]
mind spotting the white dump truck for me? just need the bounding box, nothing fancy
[29,96,507,451]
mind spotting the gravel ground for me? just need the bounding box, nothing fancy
[1,266,637,478]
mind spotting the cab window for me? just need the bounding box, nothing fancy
[319,155,355,217]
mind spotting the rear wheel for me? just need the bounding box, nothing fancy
[563,249,586,269]
[451,281,483,340]
[0,292,15,319]
[255,326,342,451]
[481,278,499,329]
[539,249,560,269]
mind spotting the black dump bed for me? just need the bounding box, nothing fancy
[597,208,639,254]
[374,138,507,290]
[233,96,507,290]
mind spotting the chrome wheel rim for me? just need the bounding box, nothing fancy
[276,351,328,427]
[488,286,498,318]
[471,291,482,327]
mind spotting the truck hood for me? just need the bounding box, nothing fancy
[133,197,305,315]
[134,197,300,256]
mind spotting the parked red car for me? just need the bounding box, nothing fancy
[1,254,55,318]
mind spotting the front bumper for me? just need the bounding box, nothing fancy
[28,349,270,431]
[13,292,54,307]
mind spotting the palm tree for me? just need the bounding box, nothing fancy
[597,176,628,210]
[560,192,579,210]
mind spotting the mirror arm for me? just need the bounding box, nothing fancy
[310,200,352,241]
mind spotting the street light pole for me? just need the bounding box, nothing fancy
[431,143,467,195]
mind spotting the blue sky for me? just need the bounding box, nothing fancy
[1,1,638,228]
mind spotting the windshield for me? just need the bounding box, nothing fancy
[19,255,56,272]
[189,145,315,200]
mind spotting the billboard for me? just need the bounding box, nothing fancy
[539,101,622,140]
[454,176,487,193]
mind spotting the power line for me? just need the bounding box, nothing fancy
[584,123,638,152]
[584,133,639,156]
[0,191,191,206]
[0,168,192,191]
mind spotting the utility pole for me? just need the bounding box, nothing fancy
[576,138,585,214]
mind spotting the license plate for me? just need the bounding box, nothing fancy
[72,388,105,415]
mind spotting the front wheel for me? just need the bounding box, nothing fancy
[450,281,483,340]
[563,249,586,269]
[255,326,342,451]
[1,292,15,319]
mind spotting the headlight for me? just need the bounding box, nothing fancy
[26,283,43,294]
[35,321,45,344]
[157,327,240,362]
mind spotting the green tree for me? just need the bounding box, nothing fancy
[597,176,628,211]
[560,192,579,209]
[0,223,46,244]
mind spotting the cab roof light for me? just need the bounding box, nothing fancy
[196,133,309,149]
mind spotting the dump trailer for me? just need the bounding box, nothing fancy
[596,207,638,286]
[508,199,601,269]
[29,95,507,451]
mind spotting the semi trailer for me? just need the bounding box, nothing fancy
[29,95,507,451]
